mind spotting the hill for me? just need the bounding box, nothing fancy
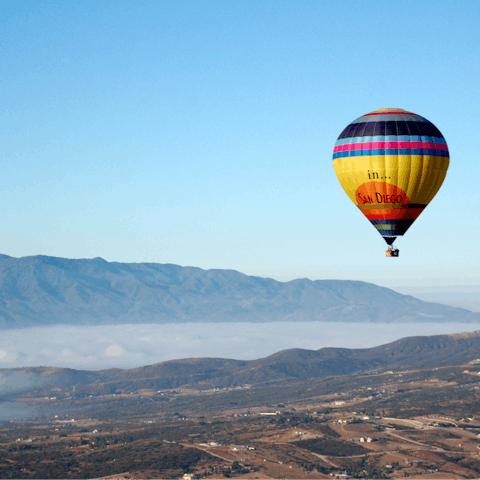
[0,366,120,397]
[0,254,478,328]
[3,331,480,397]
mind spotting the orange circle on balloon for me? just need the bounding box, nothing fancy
[355,182,410,207]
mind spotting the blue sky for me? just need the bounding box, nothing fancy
[1,0,480,294]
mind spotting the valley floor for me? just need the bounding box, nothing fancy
[2,362,480,478]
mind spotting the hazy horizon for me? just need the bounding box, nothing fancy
[2,321,480,371]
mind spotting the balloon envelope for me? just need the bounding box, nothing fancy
[332,108,449,244]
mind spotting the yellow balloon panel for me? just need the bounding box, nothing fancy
[333,155,449,206]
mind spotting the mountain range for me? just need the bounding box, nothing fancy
[2,331,480,397]
[0,254,478,328]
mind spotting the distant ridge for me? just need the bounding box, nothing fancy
[0,254,478,328]
[2,331,480,396]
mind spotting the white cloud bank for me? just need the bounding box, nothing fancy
[1,322,479,370]
[105,344,125,357]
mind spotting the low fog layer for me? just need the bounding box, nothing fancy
[2,322,480,370]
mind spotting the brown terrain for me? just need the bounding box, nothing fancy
[2,332,480,478]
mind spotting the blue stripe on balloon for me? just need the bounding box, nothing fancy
[332,149,449,159]
[334,135,447,147]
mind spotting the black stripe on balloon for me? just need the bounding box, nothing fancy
[338,124,356,139]
[396,121,410,136]
[419,122,443,137]
[352,122,366,137]
[362,121,376,136]
[385,121,397,136]
[373,121,385,137]
[337,121,446,140]
[405,121,420,135]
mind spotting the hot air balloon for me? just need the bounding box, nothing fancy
[332,108,449,256]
